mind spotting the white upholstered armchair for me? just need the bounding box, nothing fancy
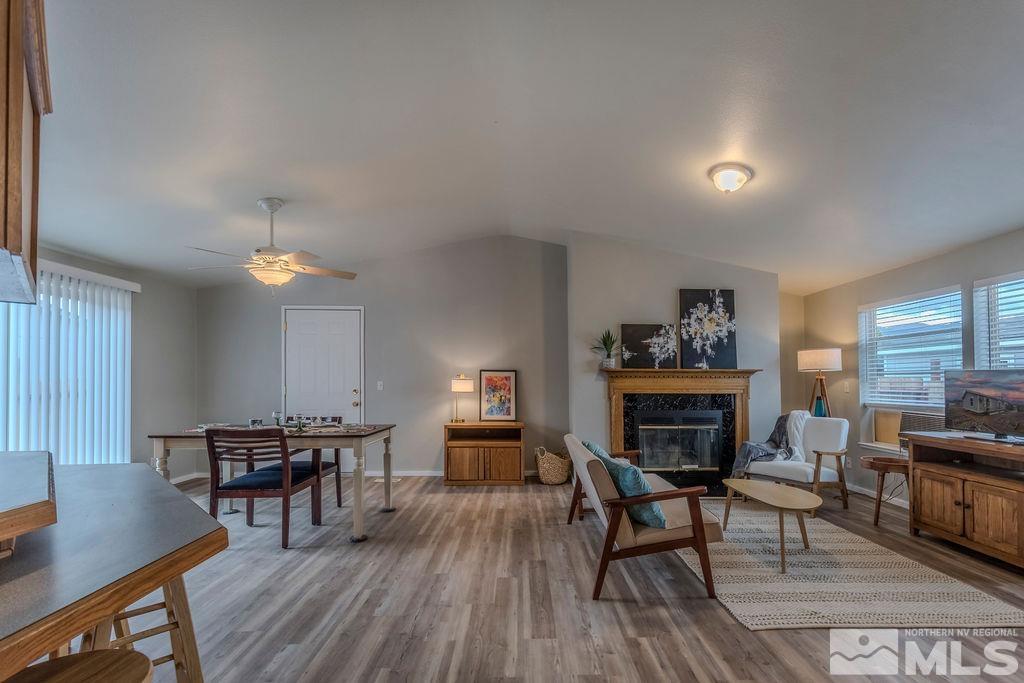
[745,411,850,516]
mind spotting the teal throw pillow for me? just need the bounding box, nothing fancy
[581,441,667,529]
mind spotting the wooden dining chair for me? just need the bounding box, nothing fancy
[282,415,344,508]
[204,427,321,548]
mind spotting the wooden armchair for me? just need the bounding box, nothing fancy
[205,427,321,548]
[745,414,850,517]
[268,415,344,508]
[563,436,721,600]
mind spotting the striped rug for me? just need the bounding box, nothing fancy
[678,500,1024,631]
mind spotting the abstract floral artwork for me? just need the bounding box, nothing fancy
[620,323,678,369]
[679,289,738,369]
[479,369,517,421]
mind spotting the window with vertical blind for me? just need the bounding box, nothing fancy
[974,271,1024,370]
[0,266,135,464]
[858,287,963,408]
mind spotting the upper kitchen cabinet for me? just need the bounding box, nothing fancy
[1,0,51,303]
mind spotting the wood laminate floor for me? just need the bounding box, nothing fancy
[127,477,1024,682]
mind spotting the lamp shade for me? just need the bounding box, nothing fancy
[451,374,474,393]
[797,348,842,373]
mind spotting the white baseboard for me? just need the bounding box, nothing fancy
[170,472,204,485]
[357,470,442,477]
[847,482,909,510]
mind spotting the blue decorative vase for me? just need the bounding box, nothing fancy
[813,396,827,417]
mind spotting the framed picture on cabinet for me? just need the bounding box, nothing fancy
[479,369,517,421]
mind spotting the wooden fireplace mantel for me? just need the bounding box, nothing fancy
[602,368,761,453]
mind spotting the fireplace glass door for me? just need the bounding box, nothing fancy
[635,410,723,472]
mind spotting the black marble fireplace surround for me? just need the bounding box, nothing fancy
[622,393,735,495]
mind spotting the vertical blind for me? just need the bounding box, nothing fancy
[858,287,963,408]
[974,271,1024,370]
[0,269,133,464]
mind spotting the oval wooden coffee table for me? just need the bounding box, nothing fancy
[722,478,823,573]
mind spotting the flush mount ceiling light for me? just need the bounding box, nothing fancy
[707,162,753,193]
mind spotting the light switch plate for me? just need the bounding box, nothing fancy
[377,381,384,391]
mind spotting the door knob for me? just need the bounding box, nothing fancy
[352,400,361,407]
[353,388,359,395]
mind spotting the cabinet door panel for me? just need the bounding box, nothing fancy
[966,482,1020,557]
[447,447,480,481]
[485,447,521,482]
[914,469,963,535]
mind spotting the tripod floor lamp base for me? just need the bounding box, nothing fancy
[808,372,832,417]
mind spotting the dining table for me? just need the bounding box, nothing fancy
[148,423,396,542]
[0,459,228,681]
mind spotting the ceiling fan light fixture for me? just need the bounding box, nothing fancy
[248,264,294,286]
[707,162,753,193]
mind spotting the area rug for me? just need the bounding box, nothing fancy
[677,500,1024,631]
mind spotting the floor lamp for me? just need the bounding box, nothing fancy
[797,348,842,417]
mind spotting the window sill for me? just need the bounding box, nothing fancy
[858,440,903,455]
[863,403,944,416]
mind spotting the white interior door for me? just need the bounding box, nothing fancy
[283,307,363,424]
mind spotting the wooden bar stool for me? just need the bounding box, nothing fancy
[860,455,910,531]
[9,650,152,682]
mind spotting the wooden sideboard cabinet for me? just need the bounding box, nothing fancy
[444,422,524,485]
[906,432,1024,567]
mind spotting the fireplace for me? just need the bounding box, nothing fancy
[635,410,723,472]
[604,368,759,496]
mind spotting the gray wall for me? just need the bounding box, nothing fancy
[800,225,1024,500]
[779,292,807,412]
[196,235,570,474]
[566,232,782,445]
[37,247,200,480]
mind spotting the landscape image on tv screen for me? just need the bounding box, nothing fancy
[945,370,1024,437]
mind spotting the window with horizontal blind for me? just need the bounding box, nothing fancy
[858,287,963,408]
[0,266,135,464]
[974,271,1024,370]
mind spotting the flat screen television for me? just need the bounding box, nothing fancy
[944,370,1024,440]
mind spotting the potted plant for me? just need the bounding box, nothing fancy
[591,329,619,369]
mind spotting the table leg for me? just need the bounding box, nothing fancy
[873,471,885,526]
[778,509,787,574]
[350,440,367,542]
[152,438,170,480]
[722,487,735,531]
[164,575,204,683]
[381,434,395,513]
[796,511,809,549]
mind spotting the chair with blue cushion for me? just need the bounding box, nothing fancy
[205,427,322,548]
[563,434,722,600]
[261,415,345,509]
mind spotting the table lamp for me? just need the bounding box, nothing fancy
[797,348,842,417]
[450,373,474,423]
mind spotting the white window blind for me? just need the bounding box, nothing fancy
[974,271,1024,370]
[0,268,133,464]
[858,287,963,408]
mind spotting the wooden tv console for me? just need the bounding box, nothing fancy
[905,431,1024,568]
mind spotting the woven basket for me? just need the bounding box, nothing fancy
[536,447,571,485]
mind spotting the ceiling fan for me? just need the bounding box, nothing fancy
[187,198,357,287]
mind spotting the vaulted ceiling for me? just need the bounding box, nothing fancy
[39,0,1024,294]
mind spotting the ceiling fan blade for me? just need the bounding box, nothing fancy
[288,264,357,280]
[187,246,250,260]
[186,264,250,271]
[283,250,322,264]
